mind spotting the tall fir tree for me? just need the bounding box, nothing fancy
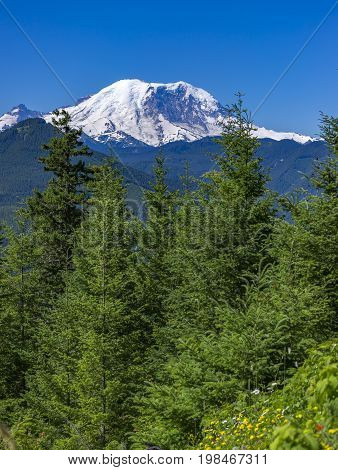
[132,96,277,448]
[136,153,178,328]
[0,219,40,407]
[26,109,92,296]
[23,161,149,449]
[70,161,147,449]
[163,94,275,339]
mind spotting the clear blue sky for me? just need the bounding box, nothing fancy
[0,0,337,135]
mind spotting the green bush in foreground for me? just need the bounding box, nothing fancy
[199,340,337,450]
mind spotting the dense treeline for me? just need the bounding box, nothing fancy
[0,99,337,450]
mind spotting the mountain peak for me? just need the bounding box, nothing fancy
[46,79,224,147]
[0,104,42,131]
[11,104,29,112]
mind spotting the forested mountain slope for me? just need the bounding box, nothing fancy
[118,136,327,194]
[0,118,151,220]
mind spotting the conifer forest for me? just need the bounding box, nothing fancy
[0,99,337,451]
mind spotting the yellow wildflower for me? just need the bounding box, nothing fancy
[323,444,333,450]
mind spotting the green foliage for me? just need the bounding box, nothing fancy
[18,161,150,449]
[168,95,275,335]
[131,258,332,449]
[0,219,40,400]
[199,340,337,450]
[137,154,178,326]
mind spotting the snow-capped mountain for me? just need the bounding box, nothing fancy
[0,104,42,131]
[1,80,317,146]
[44,79,316,146]
[44,79,227,147]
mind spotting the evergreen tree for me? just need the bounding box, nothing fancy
[279,112,337,313]
[133,96,277,447]
[24,162,148,449]
[136,153,178,327]
[0,112,93,435]
[71,162,145,448]
[201,93,275,302]
[26,109,92,295]
[0,220,40,401]
[163,94,275,339]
